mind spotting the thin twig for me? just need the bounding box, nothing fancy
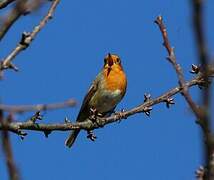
[0,0,27,41]
[0,0,16,9]
[154,16,204,120]
[0,70,213,134]
[0,0,60,76]
[0,99,76,113]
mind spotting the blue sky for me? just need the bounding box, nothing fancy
[0,0,214,179]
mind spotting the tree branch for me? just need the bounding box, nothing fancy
[0,0,60,77]
[0,111,20,180]
[155,13,213,179]
[191,1,213,179]
[0,0,16,9]
[0,70,213,136]
[155,16,204,120]
[0,0,27,41]
[0,99,76,113]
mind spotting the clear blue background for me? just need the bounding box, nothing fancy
[0,0,214,179]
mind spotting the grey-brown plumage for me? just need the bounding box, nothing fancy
[65,54,127,148]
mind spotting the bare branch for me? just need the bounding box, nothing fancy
[0,111,20,180]
[0,0,27,41]
[155,13,213,179]
[0,99,76,113]
[0,0,16,9]
[0,70,213,135]
[192,0,213,179]
[155,16,204,120]
[192,0,209,67]
[0,0,60,77]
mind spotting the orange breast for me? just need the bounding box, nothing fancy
[103,66,127,93]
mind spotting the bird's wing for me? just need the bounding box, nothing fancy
[76,73,100,121]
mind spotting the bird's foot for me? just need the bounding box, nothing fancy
[87,130,97,141]
[89,107,103,125]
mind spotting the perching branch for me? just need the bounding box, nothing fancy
[0,0,60,77]
[0,69,213,136]
[0,99,76,113]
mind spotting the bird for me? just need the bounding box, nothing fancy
[65,53,127,148]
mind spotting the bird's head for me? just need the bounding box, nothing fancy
[103,53,123,76]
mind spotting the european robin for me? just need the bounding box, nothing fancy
[65,53,127,148]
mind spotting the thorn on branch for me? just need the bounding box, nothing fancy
[190,64,200,74]
[0,60,19,72]
[195,166,205,180]
[87,130,97,141]
[48,14,53,20]
[20,31,31,47]
[8,62,19,71]
[29,111,43,123]
[164,97,175,108]
[143,106,152,117]
[16,129,27,140]
[144,93,151,102]
[44,130,52,138]
[198,85,203,90]
[64,117,71,123]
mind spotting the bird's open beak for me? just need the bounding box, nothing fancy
[107,54,113,76]
[107,53,113,67]
[108,59,113,67]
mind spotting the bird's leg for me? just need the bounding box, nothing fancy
[89,107,97,121]
[87,108,104,141]
[89,107,103,122]
[87,130,97,141]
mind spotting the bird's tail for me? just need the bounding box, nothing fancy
[65,129,80,148]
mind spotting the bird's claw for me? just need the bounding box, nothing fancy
[89,107,103,126]
[89,108,102,119]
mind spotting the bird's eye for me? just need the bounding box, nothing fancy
[116,57,121,64]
